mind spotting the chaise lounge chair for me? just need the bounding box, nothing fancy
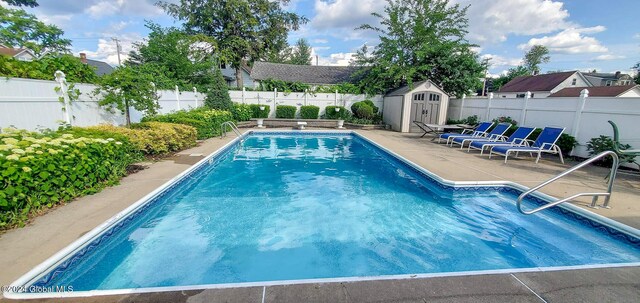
[450,123,512,149]
[467,126,536,155]
[489,127,566,164]
[437,122,494,144]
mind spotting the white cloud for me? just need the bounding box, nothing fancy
[518,27,608,54]
[311,0,384,41]
[310,47,356,66]
[85,0,163,19]
[312,39,329,44]
[481,54,522,68]
[592,54,626,61]
[456,0,571,43]
[77,33,142,65]
[634,33,640,39]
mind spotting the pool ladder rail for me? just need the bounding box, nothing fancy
[220,121,244,142]
[516,150,619,215]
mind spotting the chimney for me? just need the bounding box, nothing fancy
[532,69,539,76]
[79,53,87,64]
[615,71,621,78]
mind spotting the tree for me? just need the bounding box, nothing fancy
[0,54,98,83]
[492,66,530,90]
[96,65,172,126]
[126,22,216,91]
[289,38,312,65]
[523,45,550,74]
[633,62,640,85]
[0,6,70,55]
[354,0,484,97]
[1,0,38,7]
[158,0,307,88]
[205,68,233,110]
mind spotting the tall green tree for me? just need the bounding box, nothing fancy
[0,6,70,55]
[492,66,530,90]
[158,0,307,88]
[205,68,233,110]
[1,0,38,7]
[354,0,484,96]
[523,45,550,74]
[289,38,312,65]
[126,22,216,91]
[96,65,172,126]
[0,54,98,83]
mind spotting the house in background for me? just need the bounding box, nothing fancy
[583,71,634,86]
[549,85,640,98]
[78,53,114,76]
[220,62,253,88]
[0,46,37,61]
[250,62,360,89]
[497,71,592,98]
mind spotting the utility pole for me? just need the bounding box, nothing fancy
[481,58,490,96]
[112,38,122,66]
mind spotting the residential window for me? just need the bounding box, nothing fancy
[516,93,525,98]
[606,80,612,86]
[571,78,577,85]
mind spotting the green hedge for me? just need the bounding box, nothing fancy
[300,105,320,119]
[231,103,252,121]
[351,100,379,118]
[0,130,138,228]
[276,105,297,119]
[249,104,270,118]
[142,108,233,139]
[324,106,350,120]
[85,122,197,155]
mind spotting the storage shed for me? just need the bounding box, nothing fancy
[383,80,450,132]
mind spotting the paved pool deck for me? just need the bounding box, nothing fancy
[0,128,638,302]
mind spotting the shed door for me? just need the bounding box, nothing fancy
[410,92,440,132]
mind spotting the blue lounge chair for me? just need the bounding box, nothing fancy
[437,122,494,144]
[467,126,536,155]
[489,127,566,163]
[450,123,512,149]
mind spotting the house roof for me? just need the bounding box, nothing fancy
[583,72,629,80]
[548,85,639,97]
[84,58,114,76]
[498,71,577,92]
[250,61,360,84]
[0,46,35,58]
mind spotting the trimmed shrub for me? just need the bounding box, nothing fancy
[249,104,270,118]
[351,100,379,116]
[204,68,233,111]
[0,130,137,228]
[324,106,350,120]
[231,103,252,121]
[300,105,320,119]
[87,122,196,155]
[276,105,297,119]
[345,114,383,125]
[355,104,374,119]
[587,135,636,166]
[529,128,577,156]
[142,108,233,139]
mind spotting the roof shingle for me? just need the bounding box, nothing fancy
[250,62,360,84]
[548,85,639,97]
[498,71,576,92]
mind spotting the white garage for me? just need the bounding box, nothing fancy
[383,80,450,132]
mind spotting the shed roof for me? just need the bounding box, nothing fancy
[498,71,576,92]
[385,80,448,97]
[548,85,639,97]
[250,61,360,84]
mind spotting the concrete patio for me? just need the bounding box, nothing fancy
[0,128,638,302]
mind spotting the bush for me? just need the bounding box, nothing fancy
[0,130,136,228]
[300,105,320,119]
[351,100,379,118]
[324,106,351,120]
[276,105,297,119]
[231,103,252,121]
[492,116,518,136]
[86,122,196,155]
[529,128,577,156]
[586,135,636,166]
[204,68,233,111]
[142,108,233,139]
[345,114,384,125]
[249,104,270,118]
[355,105,374,119]
[447,115,479,125]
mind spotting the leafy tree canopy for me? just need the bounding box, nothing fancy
[633,62,640,85]
[288,38,312,65]
[523,45,550,75]
[0,54,98,83]
[0,6,70,55]
[126,22,217,91]
[353,0,484,97]
[492,66,529,91]
[158,0,307,88]
[1,0,38,7]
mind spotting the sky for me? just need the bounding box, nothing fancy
[13,0,640,77]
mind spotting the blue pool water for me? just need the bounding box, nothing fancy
[36,133,639,291]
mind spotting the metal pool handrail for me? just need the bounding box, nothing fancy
[516,150,619,215]
[220,121,243,141]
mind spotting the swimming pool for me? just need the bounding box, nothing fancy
[6,131,640,298]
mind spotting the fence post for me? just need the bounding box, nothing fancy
[521,91,531,125]
[273,88,277,117]
[459,94,466,120]
[572,89,589,140]
[335,90,338,106]
[304,89,308,106]
[175,85,181,110]
[242,86,246,104]
[485,92,493,121]
[193,87,198,108]
[54,71,72,125]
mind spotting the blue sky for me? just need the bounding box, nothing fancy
[18,0,640,77]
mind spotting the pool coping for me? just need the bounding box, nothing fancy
[4,129,640,299]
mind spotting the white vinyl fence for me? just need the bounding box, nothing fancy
[229,88,383,118]
[0,77,382,131]
[447,91,640,158]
